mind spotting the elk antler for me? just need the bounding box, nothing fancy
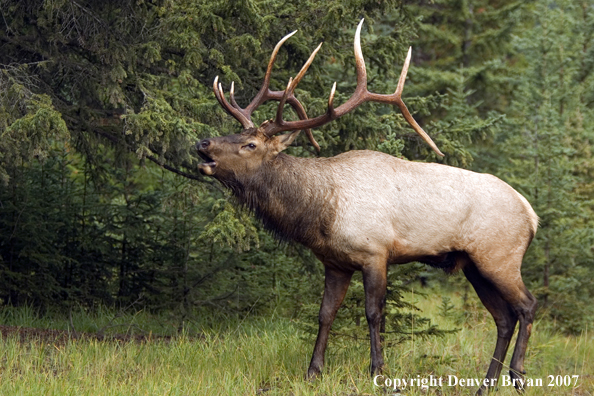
[268,19,443,157]
[214,19,443,157]
[213,31,320,151]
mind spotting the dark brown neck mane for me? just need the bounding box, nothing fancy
[223,153,336,247]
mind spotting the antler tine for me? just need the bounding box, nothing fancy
[391,47,444,157]
[267,41,323,124]
[285,42,323,151]
[213,76,224,107]
[245,30,298,114]
[290,42,324,94]
[393,96,444,157]
[353,18,368,91]
[265,31,298,85]
[395,47,411,97]
[213,76,254,129]
[229,81,240,109]
[328,82,337,115]
[275,77,293,126]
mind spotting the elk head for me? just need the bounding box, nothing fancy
[197,19,444,181]
[197,126,299,179]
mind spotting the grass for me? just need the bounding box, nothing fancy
[0,286,592,396]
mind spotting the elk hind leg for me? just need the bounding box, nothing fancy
[471,259,537,393]
[507,284,537,390]
[307,267,353,379]
[463,263,518,395]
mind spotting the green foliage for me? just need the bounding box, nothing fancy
[409,0,526,112]
[428,73,505,167]
[200,199,259,252]
[0,70,69,183]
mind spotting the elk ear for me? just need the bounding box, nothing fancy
[275,130,301,152]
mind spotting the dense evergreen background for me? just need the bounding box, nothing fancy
[1,0,593,335]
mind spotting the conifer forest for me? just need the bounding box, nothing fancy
[1,0,593,384]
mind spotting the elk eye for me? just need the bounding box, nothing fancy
[246,143,256,149]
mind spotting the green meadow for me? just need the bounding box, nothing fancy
[1,288,591,396]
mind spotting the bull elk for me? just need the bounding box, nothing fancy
[197,20,538,395]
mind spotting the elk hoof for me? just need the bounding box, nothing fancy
[509,370,526,393]
[306,367,321,381]
[370,364,384,376]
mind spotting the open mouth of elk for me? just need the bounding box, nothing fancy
[197,149,216,175]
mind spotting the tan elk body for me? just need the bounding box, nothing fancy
[198,20,538,395]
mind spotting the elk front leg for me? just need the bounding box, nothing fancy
[307,267,353,379]
[362,264,388,375]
